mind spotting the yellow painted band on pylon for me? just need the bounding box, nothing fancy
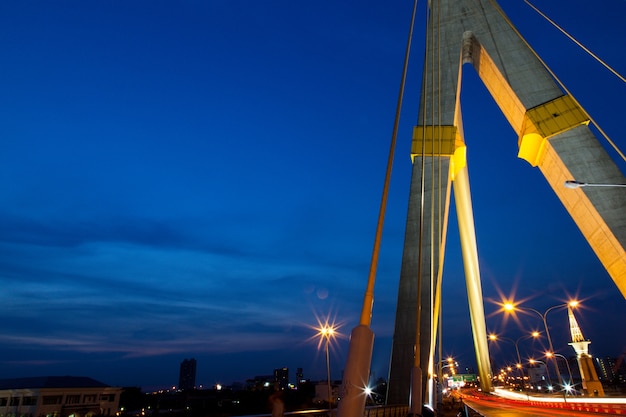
[518,95,590,166]
[411,125,466,180]
[411,125,459,159]
[450,146,467,181]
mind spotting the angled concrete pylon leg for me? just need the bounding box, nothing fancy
[452,161,493,394]
[388,0,626,408]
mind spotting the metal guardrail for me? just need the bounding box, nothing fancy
[458,404,484,417]
[239,404,410,417]
[363,405,410,417]
[243,396,625,417]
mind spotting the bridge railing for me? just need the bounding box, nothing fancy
[240,404,410,417]
[362,405,409,417]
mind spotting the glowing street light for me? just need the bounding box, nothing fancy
[318,325,336,410]
[564,180,626,189]
[545,352,574,388]
[503,300,579,387]
[488,332,540,367]
[437,357,458,392]
[443,357,457,374]
[488,332,540,391]
[439,357,458,381]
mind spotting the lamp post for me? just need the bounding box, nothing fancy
[319,325,336,410]
[545,352,574,389]
[503,301,579,387]
[564,180,626,188]
[442,357,457,374]
[441,362,457,375]
[438,358,458,390]
[488,332,540,391]
[515,363,529,400]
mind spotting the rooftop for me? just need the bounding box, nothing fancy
[0,376,110,390]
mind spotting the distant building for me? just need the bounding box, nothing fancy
[296,368,305,385]
[273,368,288,390]
[179,358,197,391]
[595,356,626,384]
[0,376,122,417]
[313,382,338,405]
[245,375,274,391]
[526,362,550,388]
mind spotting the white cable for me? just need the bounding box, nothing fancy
[523,0,625,83]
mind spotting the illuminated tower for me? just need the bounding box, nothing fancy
[568,307,605,396]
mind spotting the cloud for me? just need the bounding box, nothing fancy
[0,228,366,369]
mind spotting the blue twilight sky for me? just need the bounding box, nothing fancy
[0,0,624,390]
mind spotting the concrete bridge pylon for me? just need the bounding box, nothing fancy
[387,0,626,413]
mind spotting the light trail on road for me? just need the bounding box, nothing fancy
[464,397,618,417]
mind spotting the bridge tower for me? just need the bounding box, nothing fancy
[387,0,626,412]
[568,306,605,396]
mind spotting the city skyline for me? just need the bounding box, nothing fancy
[0,1,624,390]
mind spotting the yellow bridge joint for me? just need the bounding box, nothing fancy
[411,125,466,180]
[518,95,590,166]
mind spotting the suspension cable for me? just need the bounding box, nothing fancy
[523,0,625,83]
[489,0,626,163]
[359,0,418,327]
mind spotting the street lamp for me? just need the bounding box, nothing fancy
[564,180,626,188]
[503,301,579,387]
[441,363,456,376]
[443,357,457,374]
[488,332,540,391]
[318,325,336,410]
[545,352,574,388]
[438,358,458,392]
[441,358,457,376]
[488,332,540,366]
